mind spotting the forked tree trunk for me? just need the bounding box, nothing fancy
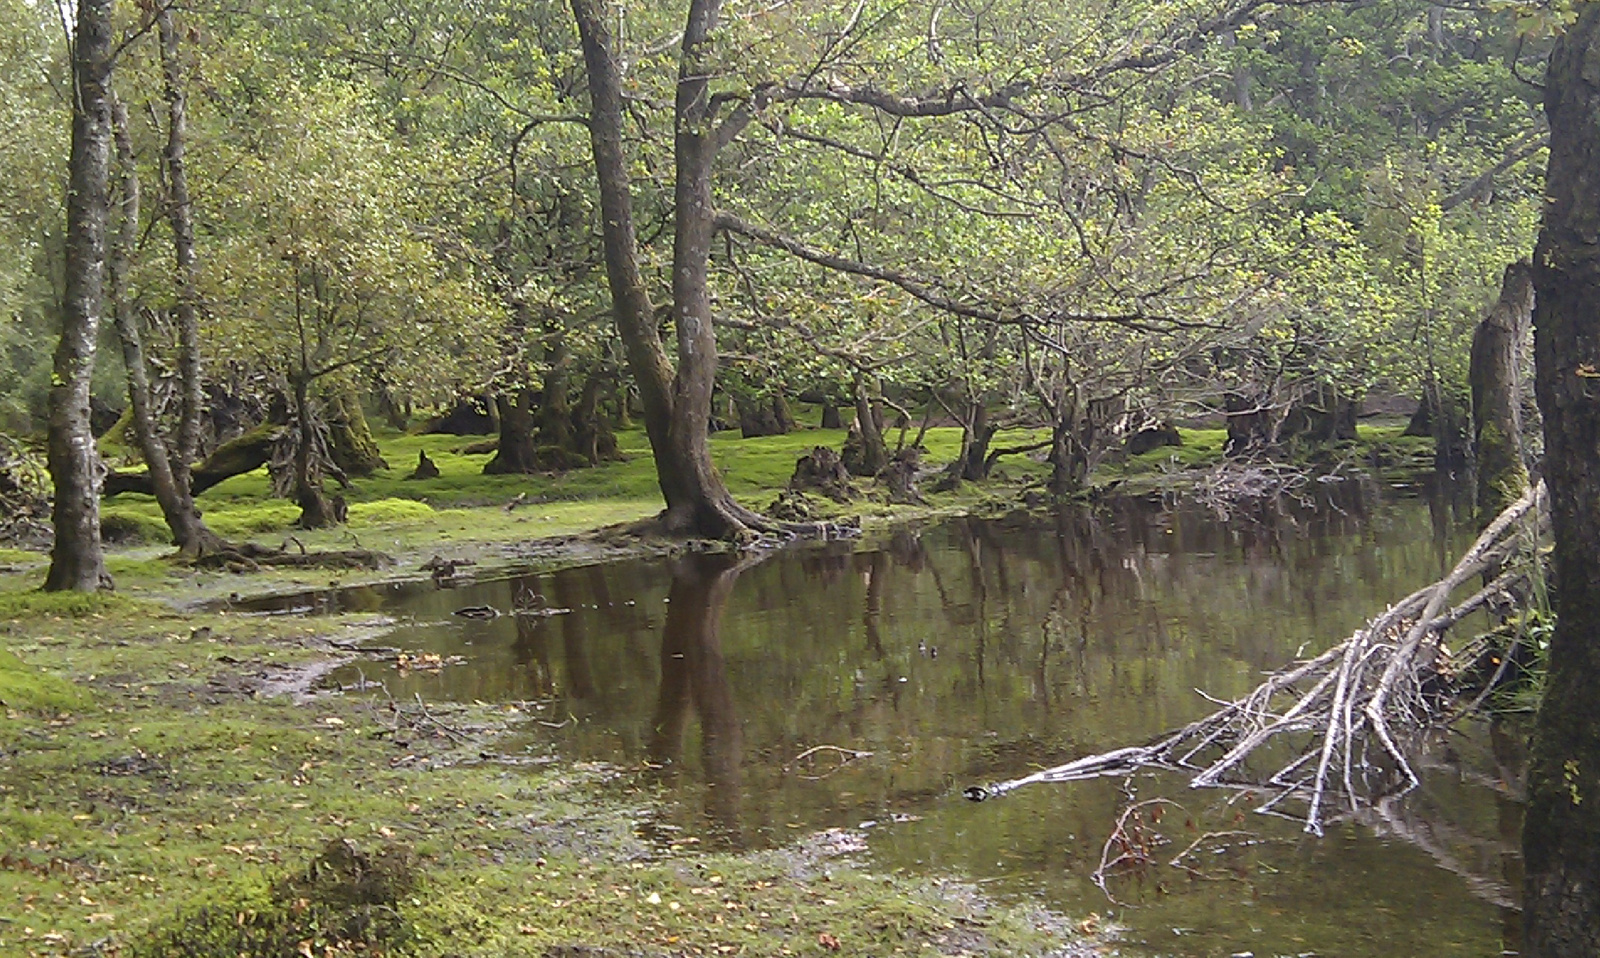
[108,99,222,557]
[570,0,766,538]
[1471,261,1534,522]
[45,0,115,592]
[484,389,540,474]
[538,328,574,451]
[955,399,998,481]
[1524,11,1600,955]
[324,382,387,477]
[844,378,889,476]
[291,374,338,529]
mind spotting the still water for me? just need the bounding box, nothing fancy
[297,485,1522,956]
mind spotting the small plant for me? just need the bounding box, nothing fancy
[133,839,422,958]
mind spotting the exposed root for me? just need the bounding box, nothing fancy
[969,482,1548,836]
[194,540,392,573]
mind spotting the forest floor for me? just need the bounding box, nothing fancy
[5,412,1432,606]
[0,416,1431,957]
[0,593,1100,957]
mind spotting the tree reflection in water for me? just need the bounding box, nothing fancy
[648,552,750,845]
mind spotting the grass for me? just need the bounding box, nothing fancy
[10,415,1434,605]
[0,605,1082,957]
[0,411,1447,956]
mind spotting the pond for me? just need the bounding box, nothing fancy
[271,483,1525,956]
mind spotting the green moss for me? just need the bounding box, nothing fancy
[348,498,436,526]
[0,649,90,711]
[204,501,304,537]
[0,589,145,619]
[0,608,1084,958]
[1103,426,1229,478]
[100,507,171,545]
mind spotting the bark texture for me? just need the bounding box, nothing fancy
[570,0,770,537]
[107,99,222,556]
[1524,11,1600,956]
[45,0,115,592]
[1471,261,1534,522]
[157,8,206,483]
[483,389,540,474]
[324,383,387,477]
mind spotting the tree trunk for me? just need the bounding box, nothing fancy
[1471,261,1534,522]
[157,8,206,487]
[484,389,540,474]
[1524,12,1600,956]
[105,424,281,498]
[772,394,797,433]
[570,0,762,538]
[291,374,338,529]
[1225,390,1280,457]
[821,400,843,429]
[1048,391,1093,497]
[324,382,387,477]
[956,400,998,481]
[537,327,574,451]
[573,363,617,464]
[1422,376,1473,472]
[45,0,114,592]
[107,98,222,557]
[735,394,782,438]
[843,378,889,476]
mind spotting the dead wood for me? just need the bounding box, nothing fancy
[968,482,1549,836]
[194,540,391,572]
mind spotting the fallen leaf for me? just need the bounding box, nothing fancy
[819,932,842,951]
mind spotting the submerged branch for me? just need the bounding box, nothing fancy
[968,482,1549,836]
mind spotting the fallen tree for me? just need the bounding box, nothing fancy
[103,425,284,498]
[967,482,1549,836]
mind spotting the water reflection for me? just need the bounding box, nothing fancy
[648,554,749,843]
[307,486,1519,956]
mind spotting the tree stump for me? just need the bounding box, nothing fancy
[789,446,853,502]
[407,449,441,480]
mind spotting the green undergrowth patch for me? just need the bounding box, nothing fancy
[0,649,89,712]
[0,609,1082,958]
[0,589,146,620]
[1103,427,1229,479]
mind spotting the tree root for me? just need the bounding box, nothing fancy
[194,539,392,573]
[968,482,1549,836]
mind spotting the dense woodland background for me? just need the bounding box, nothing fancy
[10,2,1600,953]
[0,0,1555,538]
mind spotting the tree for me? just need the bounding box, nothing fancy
[1523,6,1600,955]
[570,0,768,538]
[105,6,227,557]
[45,0,115,592]
[1469,260,1533,522]
[205,79,497,527]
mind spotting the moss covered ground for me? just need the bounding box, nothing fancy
[0,416,1433,956]
[4,416,1435,605]
[0,599,1092,957]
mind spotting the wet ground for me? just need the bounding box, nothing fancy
[247,483,1524,956]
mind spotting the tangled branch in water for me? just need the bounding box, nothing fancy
[968,482,1548,836]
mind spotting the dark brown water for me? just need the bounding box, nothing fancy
[298,485,1523,956]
